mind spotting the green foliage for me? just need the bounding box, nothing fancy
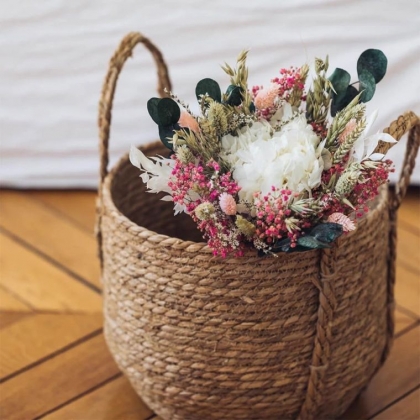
[159,123,180,150]
[329,68,353,116]
[225,85,243,106]
[310,223,343,243]
[195,78,222,103]
[147,98,161,124]
[157,98,180,126]
[329,49,387,115]
[329,68,351,95]
[267,222,343,254]
[331,85,359,117]
[357,49,388,83]
[297,236,331,249]
[146,97,181,150]
[358,69,376,102]
[147,97,180,126]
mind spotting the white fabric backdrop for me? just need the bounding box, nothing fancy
[1,0,419,188]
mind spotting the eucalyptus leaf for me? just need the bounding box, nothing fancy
[195,78,222,102]
[331,85,359,116]
[157,98,181,126]
[310,223,343,243]
[147,98,161,125]
[329,68,351,95]
[257,249,267,257]
[358,69,376,102]
[297,235,331,249]
[225,85,243,106]
[271,238,292,253]
[158,123,180,150]
[357,49,387,83]
[270,238,308,253]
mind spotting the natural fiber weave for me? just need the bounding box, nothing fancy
[96,32,420,420]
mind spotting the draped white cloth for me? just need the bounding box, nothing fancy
[1,0,419,188]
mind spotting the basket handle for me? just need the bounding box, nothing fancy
[96,32,171,269]
[381,111,420,210]
[98,32,172,183]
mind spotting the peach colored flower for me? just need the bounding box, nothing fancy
[338,119,357,144]
[219,193,237,215]
[327,213,356,232]
[179,111,200,133]
[254,84,279,109]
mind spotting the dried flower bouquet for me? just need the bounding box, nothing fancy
[130,49,396,257]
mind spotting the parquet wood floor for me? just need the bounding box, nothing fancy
[0,188,419,420]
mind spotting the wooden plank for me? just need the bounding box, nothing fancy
[43,375,153,420]
[395,309,418,334]
[399,189,420,230]
[0,312,32,330]
[396,264,420,318]
[0,233,102,313]
[0,287,32,311]
[0,313,102,379]
[373,387,420,420]
[0,190,101,289]
[29,190,97,233]
[342,326,420,419]
[397,227,420,273]
[0,334,119,420]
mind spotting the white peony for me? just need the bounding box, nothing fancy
[221,120,273,161]
[222,114,324,203]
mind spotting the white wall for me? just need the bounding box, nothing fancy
[1,0,419,188]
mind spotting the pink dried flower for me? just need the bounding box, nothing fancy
[254,84,279,109]
[338,119,357,144]
[219,193,237,215]
[178,110,200,133]
[327,213,356,232]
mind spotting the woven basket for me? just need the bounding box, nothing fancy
[96,32,420,420]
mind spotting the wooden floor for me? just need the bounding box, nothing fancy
[0,188,419,420]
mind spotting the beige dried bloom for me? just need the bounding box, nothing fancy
[335,164,361,197]
[208,102,228,135]
[195,202,215,221]
[176,145,194,164]
[333,118,367,164]
[235,215,256,237]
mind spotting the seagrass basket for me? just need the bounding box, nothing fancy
[96,32,420,420]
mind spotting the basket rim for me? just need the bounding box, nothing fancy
[102,142,214,254]
[101,141,389,256]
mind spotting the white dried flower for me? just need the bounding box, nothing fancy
[351,111,396,162]
[222,114,324,203]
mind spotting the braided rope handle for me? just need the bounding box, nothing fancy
[380,111,420,210]
[98,32,172,183]
[380,112,419,371]
[96,32,171,266]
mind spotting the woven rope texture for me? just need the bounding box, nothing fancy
[96,32,420,420]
